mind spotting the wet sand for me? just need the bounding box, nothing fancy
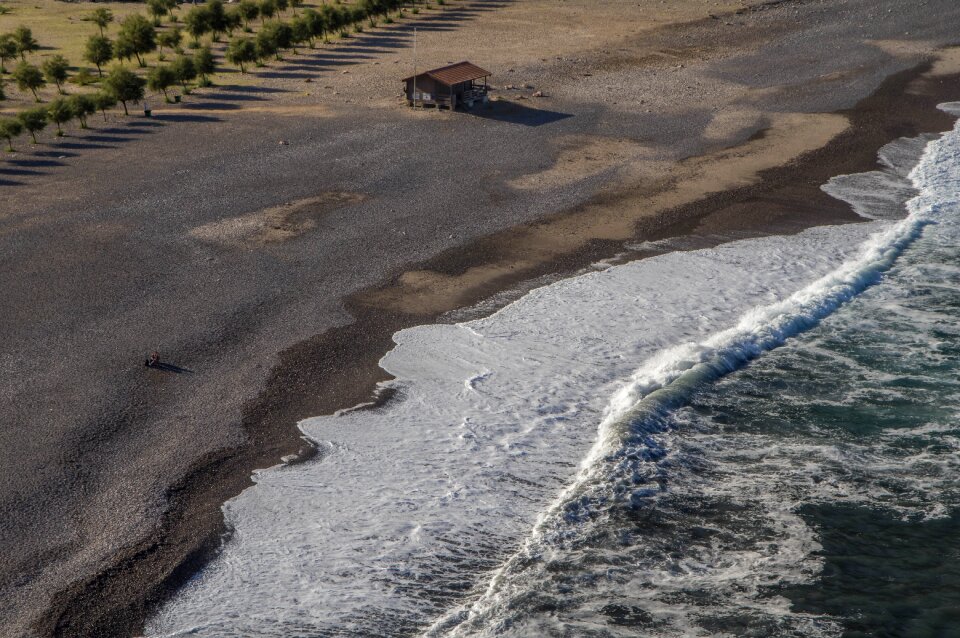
[3,1,960,636]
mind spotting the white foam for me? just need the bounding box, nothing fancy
[147,116,960,638]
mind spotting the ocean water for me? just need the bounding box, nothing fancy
[147,106,960,638]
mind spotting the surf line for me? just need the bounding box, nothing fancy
[421,123,952,637]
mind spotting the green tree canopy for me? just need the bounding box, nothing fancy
[157,27,183,52]
[117,14,157,67]
[0,33,16,73]
[184,6,212,46]
[170,54,196,92]
[104,66,145,114]
[225,37,256,73]
[258,21,291,60]
[147,0,171,22]
[193,45,215,84]
[147,64,175,101]
[67,93,96,128]
[237,0,259,28]
[83,35,113,76]
[42,55,70,94]
[47,97,73,135]
[207,0,229,41]
[16,106,47,143]
[12,25,38,62]
[259,0,277,23]
[87,8,114,36]
[0,116,23,151]
[93,90,117,120]
[13,62,45,101]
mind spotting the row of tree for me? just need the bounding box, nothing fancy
[223,0,430,72]
[0,63,170,150]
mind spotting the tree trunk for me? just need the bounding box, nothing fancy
[29,130,37,143]
[121,99,129,115]
[95,63,103,77]
[136,52,145,67]
[30,87,39,101]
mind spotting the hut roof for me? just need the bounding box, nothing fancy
[402,61,492,86]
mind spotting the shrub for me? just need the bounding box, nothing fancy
[72,67,97,86]
[237,0,259,28]
[184,5,212,46]
[157,27,183,52]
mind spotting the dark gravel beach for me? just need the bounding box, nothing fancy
[4,0,960,635]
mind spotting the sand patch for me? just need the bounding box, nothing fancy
[508,136,659,190]
[365,112,849,315]
[190,193,364,246]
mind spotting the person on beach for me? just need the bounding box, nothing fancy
[145,351,160,367]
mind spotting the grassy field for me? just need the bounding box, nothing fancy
[0,0,446,116]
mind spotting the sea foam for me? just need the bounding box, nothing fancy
[147,111,960,637]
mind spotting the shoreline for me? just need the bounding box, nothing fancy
[44,57,960,636]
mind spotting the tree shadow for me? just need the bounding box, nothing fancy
[6,158,66,167]
[0,177,25,186]
[465,100,573,127]
[181,101,243,110]
[0,166,47,176]
[151,113,223,123]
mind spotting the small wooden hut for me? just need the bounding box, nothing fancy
[403,61,491,110]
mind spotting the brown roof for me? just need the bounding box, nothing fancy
[402,61,491,86]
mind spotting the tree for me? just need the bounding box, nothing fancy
[170,54,196,92]
[67,93,96,128]
[88,8,114,36]
[0,33,16,73]
[237,0,259,29]
[184,6,212,46]
[304,9,327,43]
[259,0,277,24]
[17,106,47,143]
[258,21,291,61]
[93,90,117,121]
[207,0,229,41]
[225,37,256,73]
[0,117,22,151]
[147,0,170,25]
[290,0,303,15]
[12,25,38,62]
[114,35,136,65]
[42,55,70,94]
[84,35,113,77]
[291,15,312,50]
[147,64,175,101]
[104,66,145,114]
[194,46,215,85]
[157,27,183,53]
[225,7,243,36]
[117,14,157,67]
[13,62,44,101]
[47,97,73,136]
[275,0,288,16]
